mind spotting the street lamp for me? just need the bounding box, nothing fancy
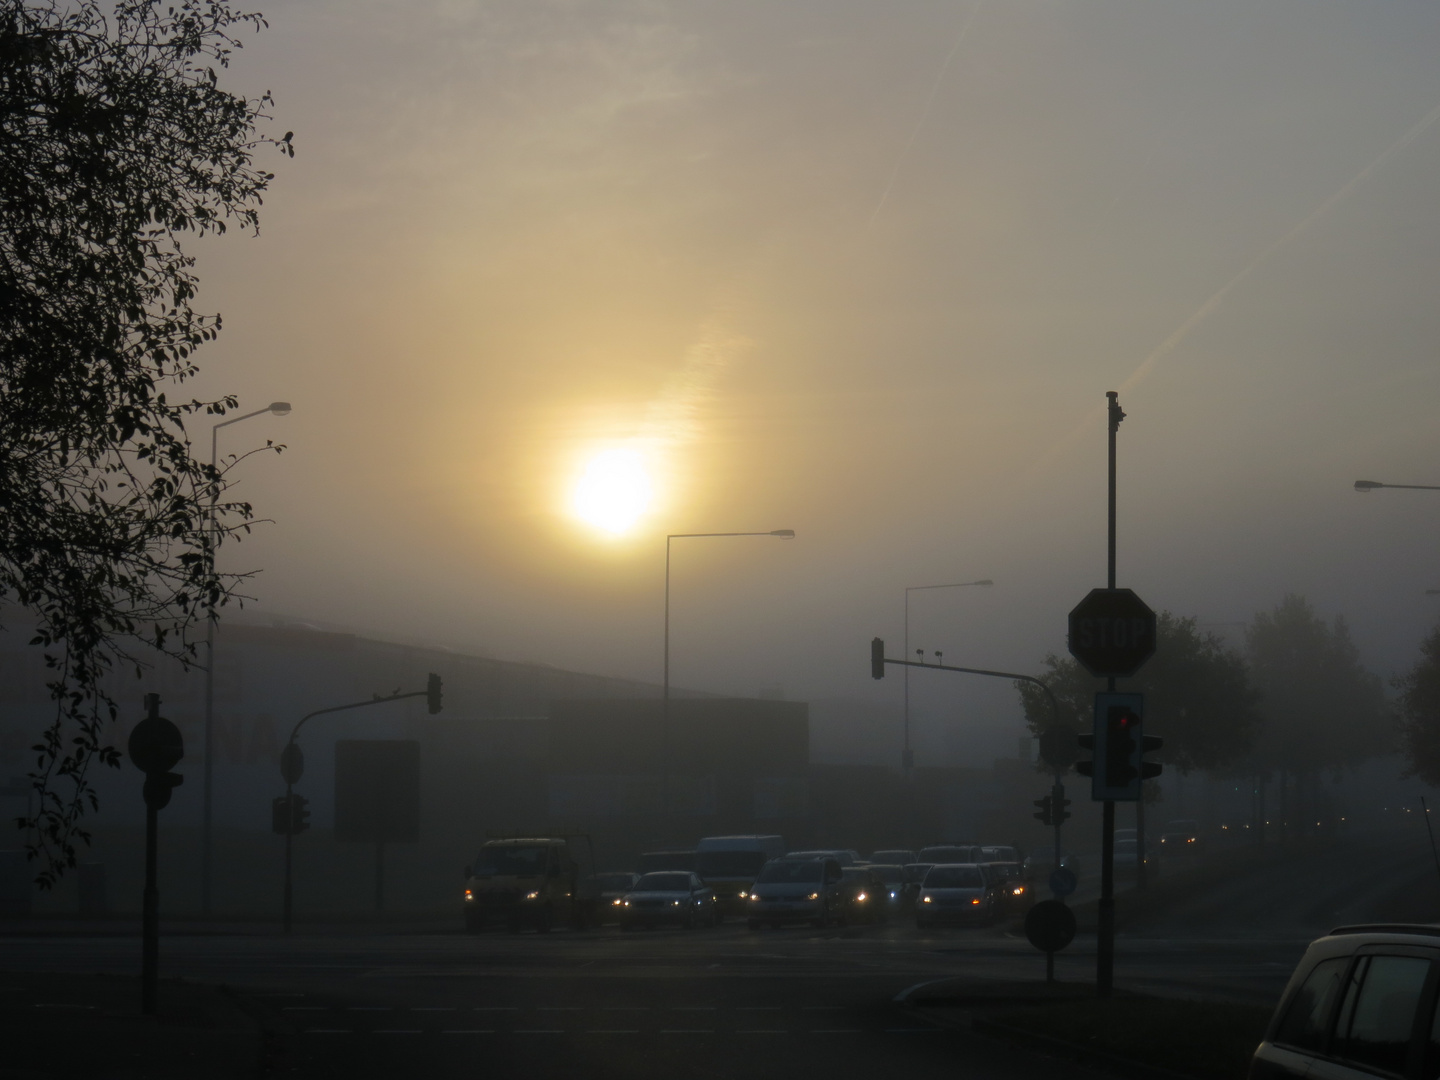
[1354,480,1440,492]
[903,579,992,772]
[201,401,290,916]
[662,529,794,829]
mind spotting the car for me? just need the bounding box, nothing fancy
[590,872,638,923]
[463,836,596,933]
[981,861,1031,914]
[901,862,934,907]
[1249,923,1440,1080]
[746,858,844,928]
[867,863,909,916]
[915,863,1001,928]
[870,849,917,866]
[837,866,888,924]
[694,835,786,917]
[786,849,858,867]
[617,872,717,930]
[1160,819,1202,856]
[919,844,981,865]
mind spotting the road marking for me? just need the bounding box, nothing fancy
[283,1006,327,1011]
[538,1006,582,1011]
[374,1029,423,1035]
[442,1029,495,1035]
[304,1029,351,1034]
[738,1006,782,1011]
[671,1006,717,1010]
[812,1029,863,1034]
[605,1006,649,1011]
[661,1029,714,1034]
[803,1006,846,1011]
[738,1029,788,1034]
[475,1007,520,1011]
[886,1028,942,1033]
[515,1030,564,1034]
[412,1007,456,1012]
[586,1029,640,1034]
[347,1006,391,1012]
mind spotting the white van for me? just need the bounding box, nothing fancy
[694,835,786,916]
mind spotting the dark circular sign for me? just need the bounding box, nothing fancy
[279,741,305,785]
[1024,899,1077,953]
[1067,588,1157,678]
[128,715,183,775]
[1038,728,1078,772]
[1048,867,1077,898]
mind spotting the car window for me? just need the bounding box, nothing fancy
[1333,955,1430,1075]
[1274,957,1350,1052]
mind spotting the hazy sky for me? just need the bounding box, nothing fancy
[188,0,1440,748]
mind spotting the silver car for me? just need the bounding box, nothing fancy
[746,858,843,928]
[915,863,998,928]
[617,872,717,929]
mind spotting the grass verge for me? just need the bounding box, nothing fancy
[981,995,1271,1080]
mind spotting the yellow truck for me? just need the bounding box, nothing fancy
[462,836,597,933]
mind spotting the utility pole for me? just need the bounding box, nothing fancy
[1097,389,1124,998]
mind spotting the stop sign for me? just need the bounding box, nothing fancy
[1068,588,1156,677]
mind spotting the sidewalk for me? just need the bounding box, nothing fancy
[0,970,267,1079]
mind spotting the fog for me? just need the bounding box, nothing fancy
[186,0,1440,747]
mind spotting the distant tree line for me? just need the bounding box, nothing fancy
[1016,594,1396,842]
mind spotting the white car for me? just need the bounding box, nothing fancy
[915,863,999,928]
[617,872,717,929]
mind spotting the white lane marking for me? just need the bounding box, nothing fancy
[803,1006,846,1011]
[442,1030,496,1035]
[374,1029,423,1035]
[586,1029,640,1034]
[738,1029,788,1034]
[283,1006,327,1011]
[538,1007,582,1011]
[347,1006,391,1012]
[738,1006,782,1011]
[886,1028,942,1033]
[661,1029,714,1034]
[304,1029,352,1034]
[812,1029,863,1034]
[514,1030,564,1034]
[671,1006,717,1011]
[604,1006,649,1011]
[412,1007,456,1012]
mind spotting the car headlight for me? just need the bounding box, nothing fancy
[749,894,760,902]
[612,898,623,906]
[1012,886,1025,895]
[672,900,681,906]
[739,891,748,899]
[889,891,897,899]
[806,892,819,901]
[524,891,540,901]
[921,895,932,903]
[464,889,473,901]
[622,900,630,906]
[970,898,980,905]
[856,893,867,902]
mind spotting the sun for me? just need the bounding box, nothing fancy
[571,447,653,536]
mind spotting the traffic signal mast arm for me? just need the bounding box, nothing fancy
[871,638,1062,728]
[284,674,443,753]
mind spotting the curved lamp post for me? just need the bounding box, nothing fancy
[201,401,291,916]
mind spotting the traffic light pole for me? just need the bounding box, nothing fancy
[283,778,294,935]
[1097,390,1124,999]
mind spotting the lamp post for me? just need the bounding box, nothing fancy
[201,401,291,917]
[902,579,992,773]
[1354,480,1440,492]
[662,529,794,832]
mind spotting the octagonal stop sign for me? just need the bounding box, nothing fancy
[1068,588,1157,678]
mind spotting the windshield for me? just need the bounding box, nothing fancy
[473,846,549,877]
[634,872,692,892]
[925,866,984,889]
[593,873,634,891]
[695,851,768,879]
[756,860,823,884]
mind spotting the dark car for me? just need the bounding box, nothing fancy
[618,872,716,929]
[982,861,1031,914]
[837,866,887,924]
[747,858,844,928]
[1160,818,1202,856]
[1250,923,1440,1080]
[915,863,1001,928]
[591,872,639,923]
[868,863,909,916]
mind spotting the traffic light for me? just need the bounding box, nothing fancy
[1052,784,1071,824]
[426,673,443,715]
[1104,705,1139,788]
[272,795,291,835]
[1033,795,1053,826]
[1140,734,1164,781]
[291,794,311,834]
[871,638,886,680]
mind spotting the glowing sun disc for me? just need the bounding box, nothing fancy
[572,447,652,535]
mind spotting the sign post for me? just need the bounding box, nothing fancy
[128,694,183,1016]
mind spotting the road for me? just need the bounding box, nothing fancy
[0,918,1301,1079]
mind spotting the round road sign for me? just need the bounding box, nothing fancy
[1048,867,1077,898]
[1024,899,1077,954]
[1067,588,1157,677]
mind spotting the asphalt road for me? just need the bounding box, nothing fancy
[0,918,1301,1079]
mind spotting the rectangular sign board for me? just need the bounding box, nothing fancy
[334,739,420,844]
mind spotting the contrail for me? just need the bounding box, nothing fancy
[867,1,985,229]
[1027,96,1440,475]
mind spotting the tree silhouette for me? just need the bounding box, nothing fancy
[1,0,291,885]
[1395,624,1440,786]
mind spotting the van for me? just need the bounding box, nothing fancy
[462,836,597,933]
[694,835,786,915]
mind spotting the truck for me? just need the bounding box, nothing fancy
[462,836,598,933]
[694,835,786,916]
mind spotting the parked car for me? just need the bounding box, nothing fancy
[915,863,1000,928]
[837,866,888,924]
[618,872,717,930]
[870,849,917,866]
[591,872,639,923]
[1250,924,1440,1080]
[747,858,844,928]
